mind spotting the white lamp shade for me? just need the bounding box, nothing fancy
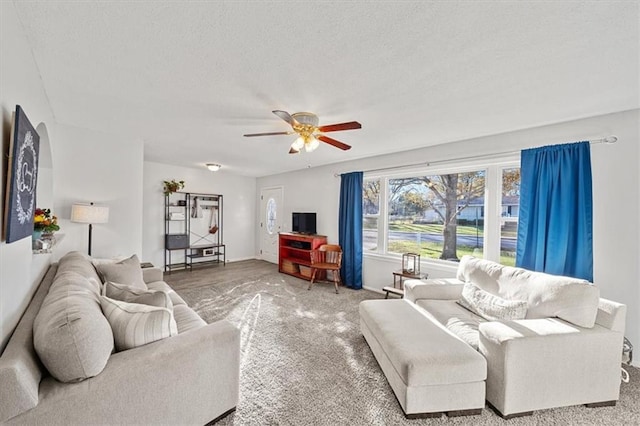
[70,204,109,224]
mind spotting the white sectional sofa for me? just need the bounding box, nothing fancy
[0,251,240,425]
[361,256,626,418]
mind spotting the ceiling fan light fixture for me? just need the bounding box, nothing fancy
[245,110,358,154]
[292,136,305,151]
[305,135,320,152]
[206,163,221,172]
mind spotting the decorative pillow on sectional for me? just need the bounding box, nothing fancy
[103,281,173,309]
[91,255,128,267]
[456,255,600,327]
[95,254,146,290]
[457,282,528,321]
[34,271,114,382]
[100,295,178,351]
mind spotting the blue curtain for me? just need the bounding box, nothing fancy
[339,172,363,289]
[516,142,593,281]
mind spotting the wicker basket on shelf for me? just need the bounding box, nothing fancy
[299,265,312,278]
[281,260,299,275]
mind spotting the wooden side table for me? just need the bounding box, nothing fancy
[383,270,429,299]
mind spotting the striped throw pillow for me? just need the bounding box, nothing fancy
[100,295,178,351]
[103,281,173,309]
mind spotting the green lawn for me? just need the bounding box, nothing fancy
[388,221,482,236]
[387,240,516,266]
[387,221,517,239]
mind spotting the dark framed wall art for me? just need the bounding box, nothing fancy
[3,105,40,243]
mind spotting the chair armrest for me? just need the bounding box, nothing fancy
[403,278,464,302]
[31,321,240,425]
[142,267,163,284]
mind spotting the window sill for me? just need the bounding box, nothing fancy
[363,251,459,274]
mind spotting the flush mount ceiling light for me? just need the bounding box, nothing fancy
[206,163,221,172]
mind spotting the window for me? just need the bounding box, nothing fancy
[363,179,380,251]
[388,171,485,261]
[266,197,277,234]
[364,161,520,266]
[500,168,520,266]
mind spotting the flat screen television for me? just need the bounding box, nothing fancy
[292,212,316,235]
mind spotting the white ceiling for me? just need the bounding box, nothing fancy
[13,1,639,177]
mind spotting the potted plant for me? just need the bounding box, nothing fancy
[163,179,185,196]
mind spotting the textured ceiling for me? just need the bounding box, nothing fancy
[13,1,639,177]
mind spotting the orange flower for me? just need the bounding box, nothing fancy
[33,208,60,232]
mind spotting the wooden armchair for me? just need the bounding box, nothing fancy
[309,244,343,294]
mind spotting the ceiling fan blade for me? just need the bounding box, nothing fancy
[272,110,297,126]
[243,131,294,137]
[317,121,361,133]
[317,135,352,151]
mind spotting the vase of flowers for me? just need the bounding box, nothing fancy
[33,208,60,240]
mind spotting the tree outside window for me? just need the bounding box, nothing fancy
[388,171,485,261]
[363,179,380,251]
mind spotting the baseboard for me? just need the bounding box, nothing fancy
[205,407,236,425]
[227,256,259,263]
[363,285,386,295]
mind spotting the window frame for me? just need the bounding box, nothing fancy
[363,156,520,267]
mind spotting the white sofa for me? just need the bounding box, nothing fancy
[0,251,240,425]
[361,256,626,418]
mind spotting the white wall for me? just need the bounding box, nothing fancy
[52,124,144,260]
[0,1,59,351]
[257,109,640,365]
[142,161,256,269]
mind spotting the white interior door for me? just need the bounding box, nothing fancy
[260,187,283,264]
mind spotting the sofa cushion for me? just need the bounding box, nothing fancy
[146,281,187,306]
[359,300,486,386]
[103,281,172,308]
[0,265,59,423]
[458,282,528,321]
[33,271,114,383]
[95,255,146,290]
[173,304,207,334]
[415,299,486,350]
[100,296,178,351]
[456,256,600,328]
[57,251,103,289]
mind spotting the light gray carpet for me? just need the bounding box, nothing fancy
[166,260,640,425]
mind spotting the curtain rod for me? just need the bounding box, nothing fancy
[334,135,617,177]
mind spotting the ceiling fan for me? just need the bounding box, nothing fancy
[243,110,361,154]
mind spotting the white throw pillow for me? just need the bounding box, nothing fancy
[100,295,178,351]
[457,282,528,321]
[95,254,146,289]
[91,256,129,267]
[456,256,600,327]
[103,281,172,309]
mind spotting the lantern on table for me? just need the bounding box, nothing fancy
[402,253,420,275]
